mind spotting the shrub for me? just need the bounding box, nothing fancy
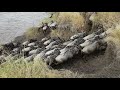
[24,27,50,41]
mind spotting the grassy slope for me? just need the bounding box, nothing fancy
[0,56,80,78]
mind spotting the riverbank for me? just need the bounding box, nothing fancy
[0,12,120,78]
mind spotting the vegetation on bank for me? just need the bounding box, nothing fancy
[90,12,120,30]
[0,57,79,78]
[24,27,46,40]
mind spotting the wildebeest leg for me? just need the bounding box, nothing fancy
[82,54,88,63]
[47,64,53,70]
[43,30,46,35]
[46,59,54,69]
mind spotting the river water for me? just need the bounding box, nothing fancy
[0,12,48,44]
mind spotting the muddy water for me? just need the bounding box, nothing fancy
[0,12,48,44]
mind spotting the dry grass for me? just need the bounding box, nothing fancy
[57,12,85,32]
[50,12,86,41]
[50,29,75,41]
[105,28,120,47]
[24,27,50,41]
[91,12,120,30]
[0,56,80,78]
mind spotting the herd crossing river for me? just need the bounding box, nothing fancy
[0,12,48,44]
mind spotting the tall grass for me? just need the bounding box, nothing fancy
[0,57,79,78]
[91,12,120,30]
[105,28,120,46]
[50,29,75,41]
[49,12,86,41]
[57,12,85,32]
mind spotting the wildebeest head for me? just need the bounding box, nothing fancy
[29,39,37,43]
[97,40,107,51]
[1,42,15,55]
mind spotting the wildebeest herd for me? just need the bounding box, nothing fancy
[0,28,107,68]
[38,20,57,34]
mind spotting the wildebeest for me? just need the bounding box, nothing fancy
[44,54,59,67]
[29,39,37,43]
[22,47,31,57]
[99,32,107,39]
[45,40,61,49]
[80,39,94,48]
[63,40,73,46]
[83,33,96,40]
[0,55,6,64]
[88,35,100,42]
[24,55,36,62]
[67,38,85,47]
[1,42,15,55]
[12,47,21,55]
[34,48,51,61]
[42,23,50,34]
[22,41,29,46]
[45,48,60,57]
[29,48,42,56]
[81,41,99,54]
[28,42,36,47]
[70,32,87,40]
[49,21,57,29]
[94,28,104,35]
[55,45,77,64]
[13,42,21,48]
[81,40,107,54]
[41,37,49,42]
[43,39,53,46]
[55,49,73,64]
